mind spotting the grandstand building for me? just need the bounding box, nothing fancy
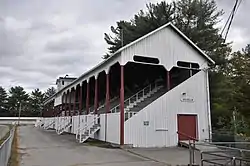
[42,22,214,147]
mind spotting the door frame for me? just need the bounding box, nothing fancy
[177,113,199,141]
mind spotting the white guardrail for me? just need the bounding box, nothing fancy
[0,127,15,166]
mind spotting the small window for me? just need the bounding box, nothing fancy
[62,81,64,85]
[177,61,199,69]
[191,63,200,69]
[177,61,190,68]
[133,55,160,64]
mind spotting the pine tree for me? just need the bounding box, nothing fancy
[44,87,56,99]
[0,86,8,116]
[8,86,30,116]
[30,88,45,116]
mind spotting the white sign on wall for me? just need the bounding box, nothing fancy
[180,93,194,103]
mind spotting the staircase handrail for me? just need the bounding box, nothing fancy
[110,79,162,113]
[44,118,55,129]
[76,115,100,137]
[57,116,71,133]
[83,96,119,115]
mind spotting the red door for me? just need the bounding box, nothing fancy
[177,114,197,141]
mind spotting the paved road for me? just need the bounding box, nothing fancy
[18,126,166,166]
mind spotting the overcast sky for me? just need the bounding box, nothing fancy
[0,0,249,92]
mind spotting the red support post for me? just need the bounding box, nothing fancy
[73,90,76,116]
[106,73,110,113]
[86,82,90,114]
[69,91,71,116]
[167,70,171,91]
[120,65,124,145]
[65,94,68,116]
[94,78,98,114]
[79,85,83,115]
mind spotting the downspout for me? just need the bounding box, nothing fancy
[205,68,212,141]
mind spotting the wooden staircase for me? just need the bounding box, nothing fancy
[76,115,100,143]
[56,117,72,135]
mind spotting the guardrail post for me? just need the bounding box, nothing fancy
[200,152,203,166]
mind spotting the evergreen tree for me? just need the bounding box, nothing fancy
[228,45,250,127]
[0,86,9,116]
[44,87,56,99]
[8,86,30,116]
[29,88,45,116]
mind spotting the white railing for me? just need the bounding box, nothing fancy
[76,115,99,143]
[0,127,15,166]
[86,96,119,114]
[44,118,55,129]
[110,79,162,113]
[126,112,137,120]
[56,116,71,134]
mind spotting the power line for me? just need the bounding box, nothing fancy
[224,0,239,40]
[221,0,243,41]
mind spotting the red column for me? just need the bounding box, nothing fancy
[120,65,124,145]
[73,90,76,116]
[105,73,110,113]
[79,85,83,115]
[167,70,171,91]
[94,77,98,114]
[69,91,71,116]
[64,93,68,116]
[54,106,57,116]
[86,82,90,114]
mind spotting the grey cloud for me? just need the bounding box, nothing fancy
[45,37,89,53]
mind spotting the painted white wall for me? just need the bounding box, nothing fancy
[54,95,62,106]
[124,70,210,147]
[97,113,120,144]
[121,27,208,70]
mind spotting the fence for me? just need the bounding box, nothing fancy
[188,141,250,166]
[0,127,15,166]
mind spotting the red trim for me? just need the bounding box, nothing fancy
[94,78,98,114]
[86,82,90,114]
[167,70,171,91]
[120,65,124,145]
[79,85,83,115]
[106,73,110,113]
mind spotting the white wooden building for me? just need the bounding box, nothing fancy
[41,22,214,148]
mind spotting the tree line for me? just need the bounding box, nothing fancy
[104,0,250,134]
[0,86,56,117]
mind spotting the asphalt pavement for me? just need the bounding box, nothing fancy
[17,125,167,166]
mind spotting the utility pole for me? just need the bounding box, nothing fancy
[18,102,22,126]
